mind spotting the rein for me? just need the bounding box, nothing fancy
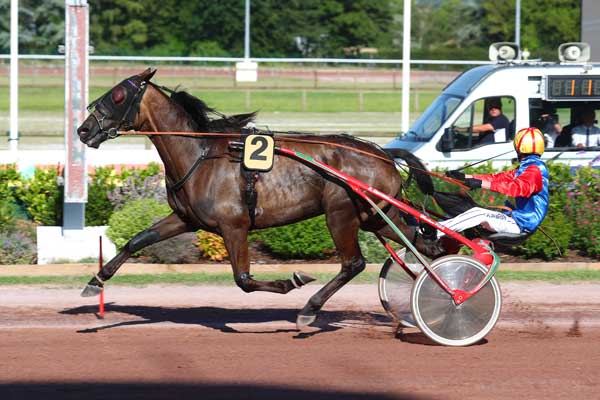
[115,129,469,190]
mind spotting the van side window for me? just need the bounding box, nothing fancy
[448,96,515,151]
[531,101,600,149]
[530,100,564,148]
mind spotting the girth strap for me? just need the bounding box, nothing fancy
[243,169,259,229]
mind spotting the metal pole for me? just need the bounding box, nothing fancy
[515,0,521,47]
[63,0,89,231]
[9,0,19,154]
[244,0,250,60]
[401,0,412,133]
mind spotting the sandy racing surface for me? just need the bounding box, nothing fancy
[1,282,600,399]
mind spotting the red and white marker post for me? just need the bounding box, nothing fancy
[98,236,105,318]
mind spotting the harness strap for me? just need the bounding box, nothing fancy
[243,169,259,228]
[170,152,206,192]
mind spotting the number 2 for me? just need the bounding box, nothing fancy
[249,136,268,161]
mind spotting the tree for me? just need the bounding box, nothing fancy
[481,0,580,61]
[0,0,64,54]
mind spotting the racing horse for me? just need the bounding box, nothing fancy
[77,68,442,328]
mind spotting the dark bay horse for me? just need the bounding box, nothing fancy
[77,68,442,328]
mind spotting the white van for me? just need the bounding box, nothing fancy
[385,43,600,169]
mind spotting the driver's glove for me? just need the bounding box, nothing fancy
[464,178,482,189]
[445,170,465,181]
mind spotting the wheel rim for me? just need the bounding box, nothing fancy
[378,249,426,327]
[411,255,502,346]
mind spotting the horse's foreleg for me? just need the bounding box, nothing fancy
[221,226,315,294]
[81,212,190,297]
[297,209,364,329]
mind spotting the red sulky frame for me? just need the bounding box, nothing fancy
[275,145,500,306]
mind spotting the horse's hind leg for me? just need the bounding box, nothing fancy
[297,207,364,329]
[221,225,315,294]
[81,212,190,296]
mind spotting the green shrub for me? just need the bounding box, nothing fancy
[106,198,171,250]
[108,173,166,210]
[86,166,119,226]
[86,163,165,226]
[0,221,37,265]
[358,231,401,263]
[566,166,600,258]
[251,216,336,259]
[520,209,573,260]
[15,167,62,225]
[0,202,17,227]
[0,164,21,201]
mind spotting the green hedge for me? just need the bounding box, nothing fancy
[250,216,336,259]
[106,198,171,250]
[1,162,599,261]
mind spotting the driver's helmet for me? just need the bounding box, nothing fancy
[514,127,544,156]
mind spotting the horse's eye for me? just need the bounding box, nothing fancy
[111,86,126,104]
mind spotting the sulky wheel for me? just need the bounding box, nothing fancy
[410,255,502,346]
[378,248,429,328]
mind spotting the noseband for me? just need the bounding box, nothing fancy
[86,78,148,139]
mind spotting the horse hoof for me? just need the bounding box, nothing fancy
[293,271,316,288]
[296,313,317,330]
[81,284,103,297]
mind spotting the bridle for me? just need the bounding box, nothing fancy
[86,77,148,139]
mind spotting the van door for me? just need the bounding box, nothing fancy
[440,96,515,160]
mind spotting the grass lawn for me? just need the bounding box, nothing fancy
[0,86,440,114]
[1,269,600,287]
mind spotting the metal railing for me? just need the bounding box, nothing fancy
[0,53,492,66]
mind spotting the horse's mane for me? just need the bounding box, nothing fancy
[169,90,257,132]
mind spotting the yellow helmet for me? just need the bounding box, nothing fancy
[514,127,544,156]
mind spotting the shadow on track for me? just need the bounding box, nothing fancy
[0,382,434,400]
[60,305,391,339]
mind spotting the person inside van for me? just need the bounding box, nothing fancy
[554,106,584,147]
[443,127,549,239]
[468,97,511,145]
[571,107,600,148]
[534,104,562,148]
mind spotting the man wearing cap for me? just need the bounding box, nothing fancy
[470,97,511,145]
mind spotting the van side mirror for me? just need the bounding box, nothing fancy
[441,128,454,152]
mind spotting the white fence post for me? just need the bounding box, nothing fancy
[9,0,19,157]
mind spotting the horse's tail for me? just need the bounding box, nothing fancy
[384,148,478,218]
[384,148,434,195]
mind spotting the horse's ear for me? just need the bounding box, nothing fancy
[139,68,157,82]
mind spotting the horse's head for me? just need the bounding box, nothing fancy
[77,68,156,148]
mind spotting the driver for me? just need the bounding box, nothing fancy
[442,127,549,238]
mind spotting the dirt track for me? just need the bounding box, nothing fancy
[1,283,600,399]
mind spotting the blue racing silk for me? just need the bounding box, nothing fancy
[475,154,549,232]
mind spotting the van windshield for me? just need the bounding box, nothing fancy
[399,94,462,141]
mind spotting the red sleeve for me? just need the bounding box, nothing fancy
[474,166,543,197]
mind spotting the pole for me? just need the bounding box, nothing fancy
[9,0,19,154]
[63,0,89,231]
[515,0,521,47]
[401,0,412,133]
[244,0,250,60]
[98,236,105,318]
